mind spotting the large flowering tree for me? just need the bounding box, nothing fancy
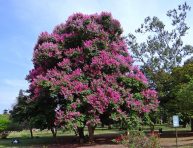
[27,12,159,141]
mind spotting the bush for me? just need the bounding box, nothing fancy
[113,131,160,148]
[0,131,9,139]
[0,114,11,139]
[0,114,10,132]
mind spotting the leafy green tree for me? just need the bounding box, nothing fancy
[10,90,34,138]
[29,94,58,137]
[11,90,58,138]
[166,62,193,129]
[127,2,193,124]
[128,2,192,73]
[175,78,193,130]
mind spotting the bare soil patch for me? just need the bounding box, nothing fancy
[160,131,193,148]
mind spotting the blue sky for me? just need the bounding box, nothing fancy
[0,0,193,113]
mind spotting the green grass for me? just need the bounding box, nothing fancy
[7,130,71,139]
[142,124,191,132]
[0,125,191,147]
[0,137,55,148]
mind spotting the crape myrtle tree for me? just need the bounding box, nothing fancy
[27,12,159,142]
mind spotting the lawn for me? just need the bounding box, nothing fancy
[0,125,193,148]
[143,124,191,132]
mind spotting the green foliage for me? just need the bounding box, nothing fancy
[11,89,57,135]
[128,2,192,73]
[117,77,146,92]
[151,70,173,105]
[176,78,193,113]
[166,63,193,114]
[127,3,192,125]
[0,114,10,133]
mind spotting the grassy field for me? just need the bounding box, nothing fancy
[143,124,191,131]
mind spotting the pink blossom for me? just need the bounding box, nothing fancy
[141,89,157,99]
[128,66,148,84]
[84,40,93,48]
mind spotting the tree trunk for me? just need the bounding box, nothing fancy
[108,125,112,129]
[30,127,33,138]
[182,122,187,128]
[51,127,57,138]
[191,118,193,132]
[88,124,95,143]
[77,127,85,143]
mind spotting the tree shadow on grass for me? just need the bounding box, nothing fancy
[160,131,193,138]
[0,133,121,148]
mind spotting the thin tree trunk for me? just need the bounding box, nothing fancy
[77,127,85,143]
[88,124,95,143]
[191,118,193,132]
[182,122,187,128]
[51,127,57,138]
[30,127,33,138]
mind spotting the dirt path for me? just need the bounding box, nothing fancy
[76,131,193,148]
[44,132,193,148]
[159,131,193,148]
[160,137,193,148]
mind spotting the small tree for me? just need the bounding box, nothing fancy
[11,90,58,138]
[3,109,8,115]
[10,90,34,138]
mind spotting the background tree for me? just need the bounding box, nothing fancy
[29,94,58,138]
[10,90,34,138]
[0,114,10,138]
[27,12,159,142]
[166,61,193,129]
[128,2,192,73]
[175,78,193,130]
[0,113,23,139]
[11,90,58,138]
[3,109,8,115]
[127,2,193,123]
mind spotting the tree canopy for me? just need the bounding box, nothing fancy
[167,62,193,114]
[127,2,192,73]
[127,3,193,114]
